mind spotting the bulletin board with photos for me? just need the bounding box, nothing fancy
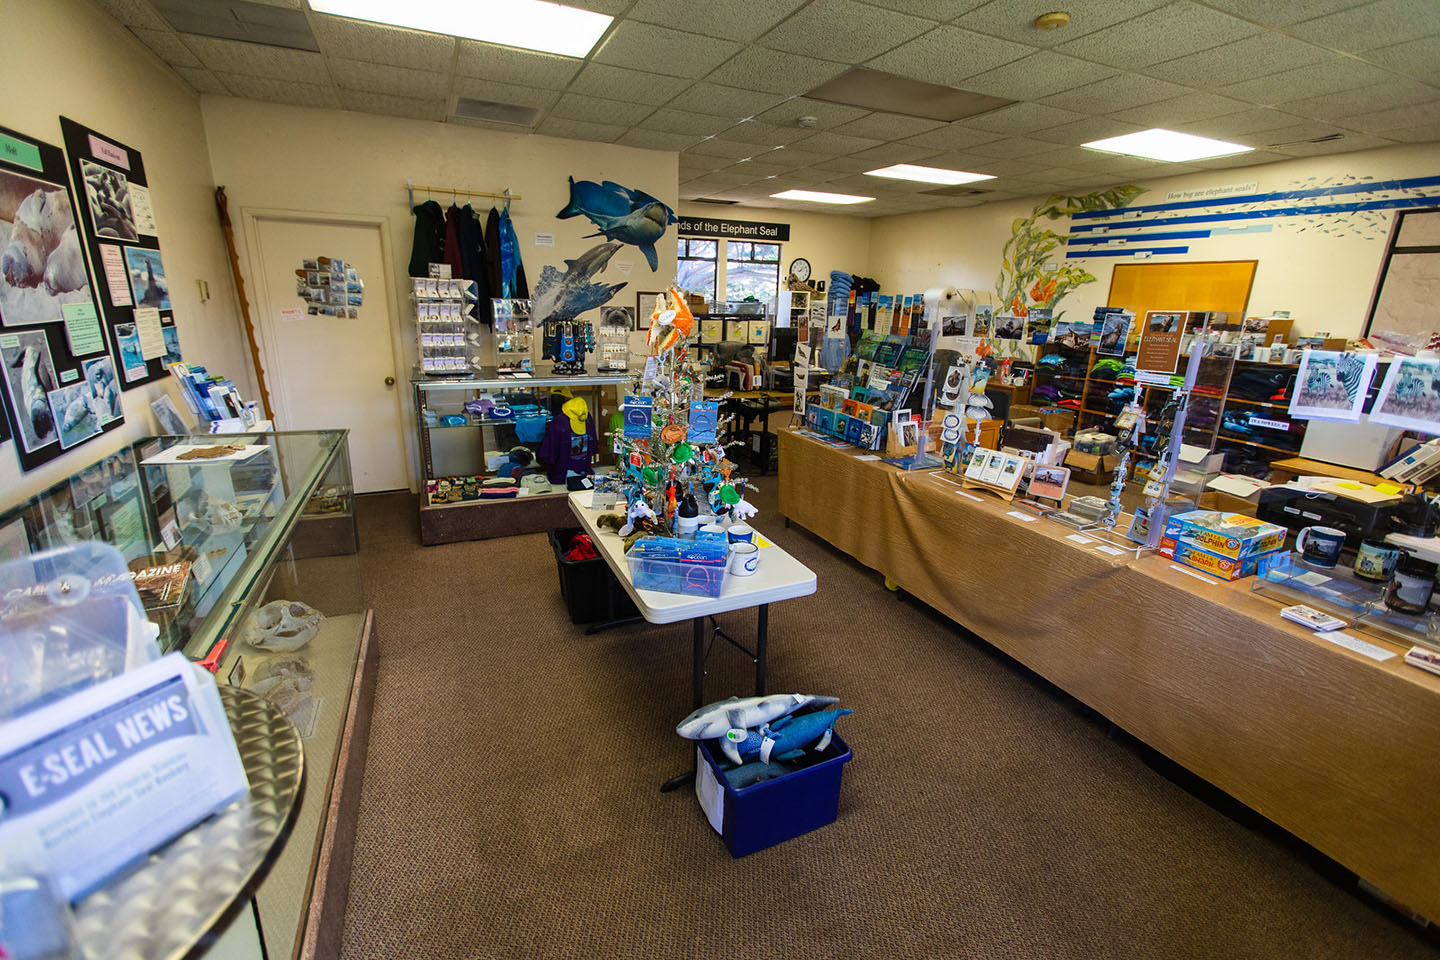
[60,116,180,391]
[0,123,126,472]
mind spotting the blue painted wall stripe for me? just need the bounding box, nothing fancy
[1069,193,1440,233]
[1066,246,1191,258]
[1067,230,1211,245]
[1071,173,1440,220]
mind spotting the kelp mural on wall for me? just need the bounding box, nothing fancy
[996,185,1146,321]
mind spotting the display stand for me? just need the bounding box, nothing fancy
[960,477,1019,502]
[1253,554,1440,651]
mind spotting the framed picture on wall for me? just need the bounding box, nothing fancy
[635,291,662,329]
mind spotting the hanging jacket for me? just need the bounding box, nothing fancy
[408,200,445,277]
[484,207,503,301]
[498,205,522,298]
[442,204,465,279]
[458,204,492,321]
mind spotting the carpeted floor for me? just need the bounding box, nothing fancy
[340,476,1436,960]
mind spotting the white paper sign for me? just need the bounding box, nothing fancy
[1065,534,1093,544]
[278,307,302,324]
[616,260,634,275]
[134,306,165,360]
[855,454,882,461]
[954,490,983,501]
[98,243,131,306]
[534,232,555,247]
[695,745,724,833]
[1317,630,1396,662]
[1006,510,1038,522]
[1095,545,1124,556]
[129,183,157,236]
[1169,563,1215,583]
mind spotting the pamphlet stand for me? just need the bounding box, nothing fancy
[960,477,1019,502]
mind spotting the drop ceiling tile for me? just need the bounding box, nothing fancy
[791,130,886,154]
[866,26,1035,87]
[173,67,228,95]
[847,143,945,164]
[1172,108,1317,137]
[720,120,815,146]
[733,156,799,174]
[132,28,202,68]
[569,63,692,105]
[330,60,450,99]
[693,170,761,186]
[959,51,1118,100]
[1030,116,1145,146]
[311,15,455,69]
[1110,92,1254,126]
[898,122,1005,151]
[454,42,581,87]
[686,137,764,159]
[94,0,170,30]
[1270,132,1394,155]
[1199,0,1370,27]
[181,34,330,83]
[218,73,340,108]
[626,0,808,41]
[703,47,849,96]
[594,21,742,79]
[764,146,834,166]
[1025,144,1107,165]
[340,90,445,122]
[1360,35,1440,85]
[955,0,1170,46]
[1216,57,1392,106]
[755,97,872,128]
[550,92,655,126]
[678,153,734,171]
[967,102,1085,134]
[1380,120,1440,142]
[1339,97,1440,132]
[821,174,894,193]
[1053,2,1260,68]
[639,109,733,136]
[615,128,697,151]
[812,156,881,174]
[443,116,531,134]
[1031,166,1114,184]
[1144,33,1332,88]
[1288,0,1440,53]
[1244,120,1350,146]
[824,112,942,140]
[452,77,559,110]
[1190,149,1289,169]
[1039,73,1187,114]
[667,83,787,119]
[969,136,1064,158]
[857,0,989,17]
[757,0,935,62]
[1281,82,1439,123]
[535,116,625,142]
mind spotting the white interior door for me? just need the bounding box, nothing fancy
[250,215,409,492]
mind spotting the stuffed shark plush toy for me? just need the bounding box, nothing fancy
[675,694,838,741]
[718,708,851,766]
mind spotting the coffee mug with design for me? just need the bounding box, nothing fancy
[1295,525,1346,568]
[728,541,759,576]
[696,523,727,543]
[1353,539,1401,582]
[727,523,755,545]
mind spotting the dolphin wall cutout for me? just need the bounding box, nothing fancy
[556,177,676,272]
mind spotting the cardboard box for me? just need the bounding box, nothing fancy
[1065,449,1110,484]
[1161,536,1285,581]
[1162,510,1287,561]
[1197,491,1261,516]
[1041,408,1076,435]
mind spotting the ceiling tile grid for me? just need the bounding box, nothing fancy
[96,0,1438,217]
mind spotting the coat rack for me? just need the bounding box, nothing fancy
[406,179,520,207]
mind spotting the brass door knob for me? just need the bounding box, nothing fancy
[384,376,396,386]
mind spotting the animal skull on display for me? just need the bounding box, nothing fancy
[247,599,324,651]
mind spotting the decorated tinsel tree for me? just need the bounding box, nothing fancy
[613,287,756,537]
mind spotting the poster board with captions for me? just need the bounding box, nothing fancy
[0,123,124,472]
[59,117,178,390]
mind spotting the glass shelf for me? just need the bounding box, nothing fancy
[1252,553,1440,651]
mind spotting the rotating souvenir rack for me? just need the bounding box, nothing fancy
[614,288,756,536]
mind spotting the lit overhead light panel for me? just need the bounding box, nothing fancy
[865,164,994,185]
[1083,128,1252,163]
[771,189,874,205]
[308,0,613,58]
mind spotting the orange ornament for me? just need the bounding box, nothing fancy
[660,424,686,443]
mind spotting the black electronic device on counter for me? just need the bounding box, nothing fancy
[1256,486,1399,547]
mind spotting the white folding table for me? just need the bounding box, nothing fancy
[567,493,817,788]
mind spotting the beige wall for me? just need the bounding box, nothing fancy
[867,143,1440,338]
[678,202,871,307]
[1,0,249,503]
[202,95,678,486]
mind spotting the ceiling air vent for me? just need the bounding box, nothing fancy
[806,68,1012,122]
[1266,132,1345,147]
[151,0,318,50]
[919,185,991,197]
[452,97,540,127]
[691,198,739,205]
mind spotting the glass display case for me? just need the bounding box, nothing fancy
[413,368,631,543]
[1253,552,1440,651]
[0,430,367,960]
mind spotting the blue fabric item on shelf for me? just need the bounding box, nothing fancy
[514,412,551,443]
[498,205,523,298]
[1038,354,1065,366]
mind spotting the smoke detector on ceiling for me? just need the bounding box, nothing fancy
[1034,11,1071,30]
[798,116,818,128]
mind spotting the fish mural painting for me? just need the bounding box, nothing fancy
[556,177,676,271]
[531,242,627,324]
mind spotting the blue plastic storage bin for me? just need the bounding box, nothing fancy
[626,536,727,597]
[697,733,853,857]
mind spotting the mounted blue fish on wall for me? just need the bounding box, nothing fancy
[556,177,676,271]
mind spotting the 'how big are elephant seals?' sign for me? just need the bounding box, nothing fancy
[677,217,790,241]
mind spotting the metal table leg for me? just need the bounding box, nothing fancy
[755,604,768,695]
[660,616,708,793]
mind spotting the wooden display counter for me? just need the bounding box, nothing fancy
[778,426,1440,921]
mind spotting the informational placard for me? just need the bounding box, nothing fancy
[60,117,176,389]
[1136,309,1186,374]
[676,216,790,241]
[0,123,122,471]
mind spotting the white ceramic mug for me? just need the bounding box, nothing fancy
[728,541,759,576]
[697,523,726,543]
[727,523,755,545]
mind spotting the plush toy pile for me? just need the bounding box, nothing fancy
[676,694,851,788]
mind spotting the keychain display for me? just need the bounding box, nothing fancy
[543,319,596,375]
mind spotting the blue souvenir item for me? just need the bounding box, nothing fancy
[498,205,521,297]
[440,414,467,427]
[623,395,653,439]
[718,708,853,766]
[806,406,821,430]
[676,694,840,740]
[844,415,864,444]
[556,177,677,271]
[688,401,718,443]
[816,408,836,433]
[722,759,796,789]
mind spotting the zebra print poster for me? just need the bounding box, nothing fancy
[1289,349,1379,422]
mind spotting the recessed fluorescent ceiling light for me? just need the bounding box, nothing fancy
[308,0,612,58]
[865,164,995,185]
[1082,128,1252,162]
[771,189,874,205]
